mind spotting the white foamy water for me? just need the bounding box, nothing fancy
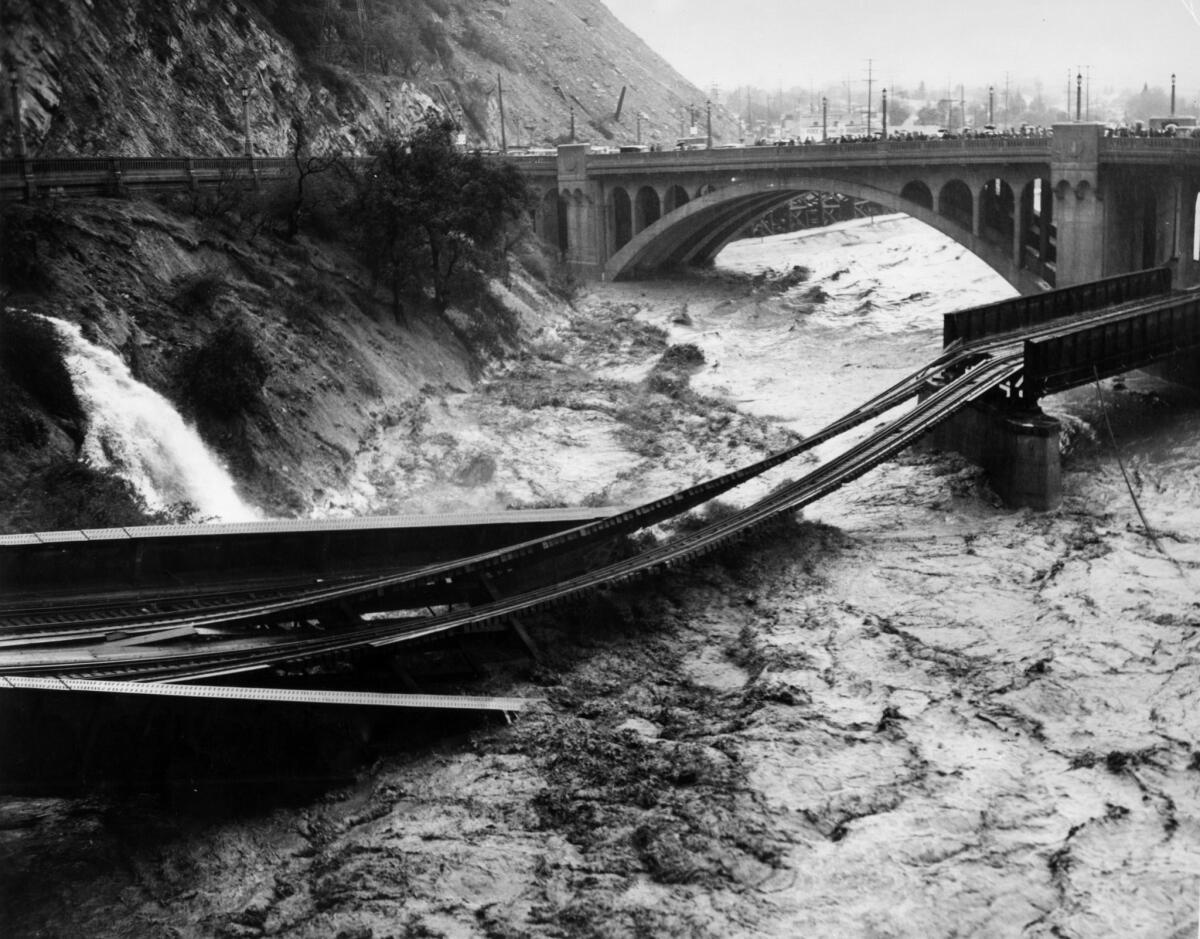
[694,214,1018,431]
[46,316,259,522]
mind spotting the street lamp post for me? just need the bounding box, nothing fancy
[1075,72,1082,122]
[569,105,575,142]
[705,98,712,149]
[636,111,642,144]
[384,98,392,133]
[881,89,887,139]
[821,96,827,142]
[7,63,25,159]
[988,85,994,125]
[1171,73,1176,116]
[240,83,252,156]
[496,73,506,152]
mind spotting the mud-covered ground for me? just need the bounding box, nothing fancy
[2,220,1198,938]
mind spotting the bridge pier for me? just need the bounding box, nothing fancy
[556,144,606,278]
[921,397,1062,511]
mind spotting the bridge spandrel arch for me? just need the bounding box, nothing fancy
[1019,177,1057,284]
[979,178,1017,253]
[603,175,1047,293]
[634,185,662,235]
[537,188,568,256]
[900,180,933,210]
[937,179,975,232]
[664,184,690,214]
[611,186,633,251]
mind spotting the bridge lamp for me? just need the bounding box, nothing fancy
[7,61,25,159]
[240,83,252,157]
[384,98,392,132]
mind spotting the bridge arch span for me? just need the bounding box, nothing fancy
[634,185,662,233]
[900,180,933,210]
[937,179,974,230]
[603,176,1045,292]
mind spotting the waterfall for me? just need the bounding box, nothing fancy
[45,315,260,522]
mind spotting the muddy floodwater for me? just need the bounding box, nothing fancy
[2,217,1198,938]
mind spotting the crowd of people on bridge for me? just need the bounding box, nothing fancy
[746,125,1054,147]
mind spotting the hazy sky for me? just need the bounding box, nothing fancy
[600,0,1200,103]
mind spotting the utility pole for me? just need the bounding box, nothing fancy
[881,88,888,139]
[497,74,506,152]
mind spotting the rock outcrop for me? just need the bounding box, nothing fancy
[1,0,738,158]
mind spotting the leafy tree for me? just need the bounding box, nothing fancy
[281,115,342,239]
[887,99,912,128]
[916,105,943,126]
[351,113,530,316]
[1125,84,1171,123]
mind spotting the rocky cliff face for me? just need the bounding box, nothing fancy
[1,0,738,158]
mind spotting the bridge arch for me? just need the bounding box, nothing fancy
[664,184,690,214]
[634,185,662,234]
[1019,178,1056,283]
[537,188,567,256]
[900,180,933,210]
[612,186,633,251]
[603,175,1044,292]
[979,178,1016,246]
[937,179,974,230]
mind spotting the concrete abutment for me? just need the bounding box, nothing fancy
[920,395,1063,511]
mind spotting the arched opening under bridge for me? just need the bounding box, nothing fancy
[539,189,568,256]
[635,186,661,234]
[937,179,973,231]
[612,187,633,251]
[603,176,1046,293]
[900,180,933,211]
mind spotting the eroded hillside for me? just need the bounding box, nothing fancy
[1,0,738,158]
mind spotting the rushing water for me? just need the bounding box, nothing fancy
[45,315,258,523]
[4,221,1196,938]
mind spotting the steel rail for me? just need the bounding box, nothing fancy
[0,348,956,647]
[0,675,543,712]
[1,350,1021,681]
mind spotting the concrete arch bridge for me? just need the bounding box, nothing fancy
[516,125,1200,294]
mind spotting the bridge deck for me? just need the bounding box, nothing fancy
[0,507,622,600]
[943,267,1173,346]
[1023,290,1200,397]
